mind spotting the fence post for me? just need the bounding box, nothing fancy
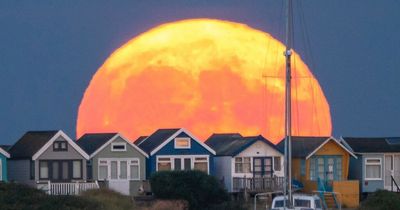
[47,181,51,195]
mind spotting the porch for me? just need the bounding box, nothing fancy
[232,176,284,193]
[37,181,100,195]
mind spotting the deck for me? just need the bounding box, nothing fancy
[232,176,284,193]
[37,181,100,195]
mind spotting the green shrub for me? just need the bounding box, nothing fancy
[150,170,230,210]
[359,190,400,210]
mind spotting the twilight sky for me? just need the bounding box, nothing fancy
[1,0,399,144]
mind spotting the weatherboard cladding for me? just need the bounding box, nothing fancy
[205,134,280,156]
[138,128,180,154]
[8,131,58,159]
[343,137,400,153]
[276,136,329,158]
[76,133,118,155]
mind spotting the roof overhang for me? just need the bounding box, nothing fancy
[32,130,90,160]
[0,147,10,158]
[89,133,149,158]
[305,137,358,160]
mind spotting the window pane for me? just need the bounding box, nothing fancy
[310,158,315,180]
[62,161,69,180]
[274,157,281,171]
[366,165,381,179]
[175,138,190,148]
[99,165,108,180]
[235,163,243,173]
[367,159,380,164]
[158,162,171,171]
[120,161,127,179]
[184,158,191,170]
[73,161,82,179]
[52,162,59,180]
[294,199,311,207]
[40,161,49,179]
[61,142,67,149]
[130,165,139,179]
[194,162,208,173]
[174,158,181,170]
[111,161,118,179]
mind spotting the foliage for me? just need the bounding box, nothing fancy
[358,190,400,210]
[0,182,136,210]
[150,170,230,210]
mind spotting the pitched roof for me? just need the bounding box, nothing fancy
[76,133,118,155]
[137,129,180,154]
[276,136,330,158]
[134,136,148,146]
[0,145,11,151]
[9,131,59,159]
[205,133,280,156]
[342,137,400,153]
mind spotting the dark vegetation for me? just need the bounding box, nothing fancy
[0,182,133,210]
[358,190,400,210]
[150,170,246,210]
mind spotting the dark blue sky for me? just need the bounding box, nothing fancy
[1,1,399,144]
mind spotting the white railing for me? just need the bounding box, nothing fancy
[39,181,99,195]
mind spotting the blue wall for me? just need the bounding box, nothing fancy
[0,153,8,181]
[147,132,214,178]
[360,154,384,193]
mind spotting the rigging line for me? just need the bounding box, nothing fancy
[310,77,321,135]
[290,1,300,137]
[298,0,316,74]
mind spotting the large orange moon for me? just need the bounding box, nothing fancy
[77,19,331,144]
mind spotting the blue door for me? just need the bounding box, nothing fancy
[311,156,342,191]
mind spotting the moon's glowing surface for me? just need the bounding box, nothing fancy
[77,19,331,144]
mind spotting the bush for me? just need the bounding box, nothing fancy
[359,190,400,210]
[150,170,230,210]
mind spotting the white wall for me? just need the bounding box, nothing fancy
[231,141,284,177]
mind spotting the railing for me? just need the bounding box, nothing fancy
[391,175,400,192]
[38,181,100,195]
[313,190,342,210]
[232,176,284,192]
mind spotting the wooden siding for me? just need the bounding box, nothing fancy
[91,136,147,196]
[36,136,87,181]
[313,140,350,179]
[148,132,214,177]
[0,153,7,181]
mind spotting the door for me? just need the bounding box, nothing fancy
[108,160,130,195]
[50,160,70,181]
[253,157,272,177]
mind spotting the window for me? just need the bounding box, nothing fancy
[300,159,306,176]
[129,160,139,180]
[194,157,208,173]
[73,160,82,179]
[158,158,172,171]
[310,158,316,180]
[294,199,311,207]
[53,141,68,151]
[39,161,49,179]
[99,160,108,180]
[111,143,126,152]
[174,138,190,149]
[274,156,281,171]
[365,158,382,180]
[235,157,251,173]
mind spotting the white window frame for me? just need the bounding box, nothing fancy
[365,157,383,180]
[174,137,191,149]
[234,157,252,173]
[156,155,209,174]
[97,158,140,180]
[111,142,127,152]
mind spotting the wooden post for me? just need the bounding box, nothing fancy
[47,181,51,195]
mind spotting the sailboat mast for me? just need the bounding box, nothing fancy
[284,0,293,207]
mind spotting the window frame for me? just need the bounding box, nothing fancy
[111,142,127,152]
[97,158,141,181]
[174,137,191,149]
[234,157,251,173]
[53,141,68,152]
[156,155,209,174]
[364,157,383,181]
